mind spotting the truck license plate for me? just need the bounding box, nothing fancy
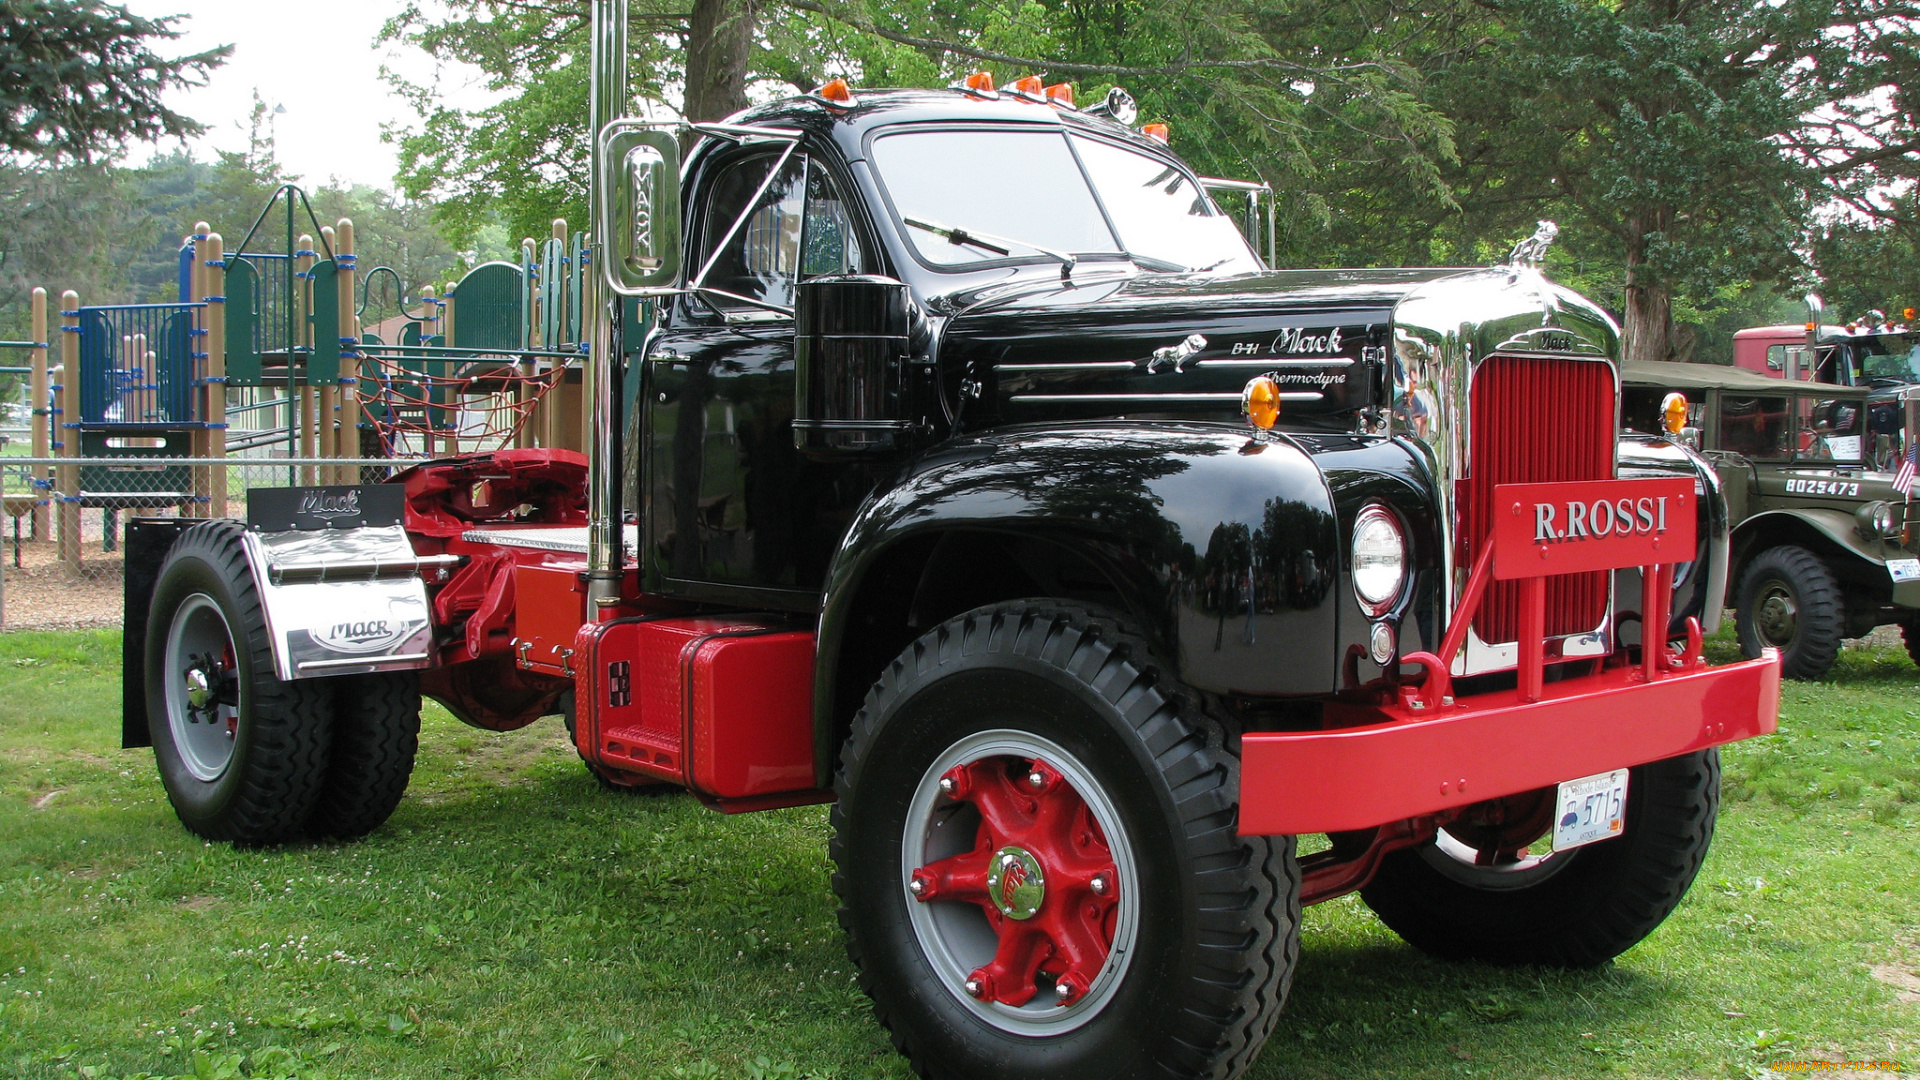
[1888,558,1920,584]
[1553,769,1629,852]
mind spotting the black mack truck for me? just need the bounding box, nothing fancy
[124,4,1781,1076]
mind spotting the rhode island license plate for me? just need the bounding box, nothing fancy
[1888,558,1920,584]
[1553,769,1629,852]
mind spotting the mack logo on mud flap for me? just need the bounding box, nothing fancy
[314,617,409,654]
[299,489,361,520]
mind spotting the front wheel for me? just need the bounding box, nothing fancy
[144,521,333,844]
[1736,545,1843,680]
[1360,750,1720,968]
[832,602,1298,1080]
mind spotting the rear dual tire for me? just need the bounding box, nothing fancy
[145,522,420,844]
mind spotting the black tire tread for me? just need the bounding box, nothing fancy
[830,601,1298,1080]
[1901,619,1920,668]
[309,672,420,839]
[1736,544,1843,680]
[1361,750,1719,968]
[147,520,332,844]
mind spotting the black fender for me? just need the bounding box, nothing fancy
[811,422,1343,783]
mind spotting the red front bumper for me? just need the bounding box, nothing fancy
[1238,654,1780,836]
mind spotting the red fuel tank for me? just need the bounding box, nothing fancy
[572,616,817,802]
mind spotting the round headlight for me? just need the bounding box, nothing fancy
[1858,501,1897,541]
[1351,504,1407,615]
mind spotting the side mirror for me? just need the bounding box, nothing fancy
[598,122,682,295]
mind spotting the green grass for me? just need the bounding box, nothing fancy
[0,629,1914,1079]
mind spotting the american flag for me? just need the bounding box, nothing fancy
[1895,443,1918,498]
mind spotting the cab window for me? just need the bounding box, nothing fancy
[801,161,863,278]
[1795,396,1863,463]
[697,153,865,311]
[699,151,806,310]
[1719,396,1789,459]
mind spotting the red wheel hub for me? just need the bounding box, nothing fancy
[909,757,1120,1007]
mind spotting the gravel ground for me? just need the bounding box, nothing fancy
[0,538,122,631]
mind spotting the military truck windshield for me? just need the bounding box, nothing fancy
[870,127,1257,273]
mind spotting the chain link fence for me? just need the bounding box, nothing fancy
[0,456,428,630]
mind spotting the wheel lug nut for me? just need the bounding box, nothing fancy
[964,977,985,999]
[1055,980,1075,1002]
[1027,770,1046,789]
[1089,875,1107,895]
[939,777,955,795]
[908,878,924,897]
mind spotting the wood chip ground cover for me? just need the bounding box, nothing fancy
[0,628,1913,1079]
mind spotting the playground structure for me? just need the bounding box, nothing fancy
[15,185,611,572]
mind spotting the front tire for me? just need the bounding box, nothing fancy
[1360,750,1720,968]
[144,521,332,844]
[1736,545,1843,679]
[832,602,1298,1080]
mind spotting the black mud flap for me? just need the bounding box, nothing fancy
[123,518,201,749]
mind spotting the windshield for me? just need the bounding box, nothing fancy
[1860,334,1920,381]
[870,127,1258,273]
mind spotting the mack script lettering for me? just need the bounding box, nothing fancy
[298,490,361,520]
[1534,497,1670,541]
[1271,327,1344,355]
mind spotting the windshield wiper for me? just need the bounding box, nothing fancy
[1126,252,1189,273]
[905,216,1079,280]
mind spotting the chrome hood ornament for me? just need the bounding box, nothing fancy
[1146,333,1207,373]
[1507,221,1559,268]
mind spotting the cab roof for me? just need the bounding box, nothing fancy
[725,87,1171,159]
[1623,359,1867,397]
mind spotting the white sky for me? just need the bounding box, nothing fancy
[120,1,501,190]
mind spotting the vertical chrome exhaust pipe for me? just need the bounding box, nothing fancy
[585,0,628,606]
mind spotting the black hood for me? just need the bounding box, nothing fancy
[937,267,1469,430]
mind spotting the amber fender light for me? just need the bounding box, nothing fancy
[1242,376,1280,430]
[819,78,853,103]
[1661,392,1688,435]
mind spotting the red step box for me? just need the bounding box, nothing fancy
[572,615,818,803]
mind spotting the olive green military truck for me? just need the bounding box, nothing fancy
[1625,360,1920,679]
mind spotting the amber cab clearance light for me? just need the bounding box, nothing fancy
[1142,122,1170,143]
[1010,75,1045,97]
[1661,392,1688,435]
[964,71,996,94]
[1044,83,1074,106]
[1906,307,1917,321]
[818,78,853,104]
[1242,376,1281,430]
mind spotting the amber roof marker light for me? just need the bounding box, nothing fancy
[1242,376,1281,430]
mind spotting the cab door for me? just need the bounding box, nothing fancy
[641,146,873,601]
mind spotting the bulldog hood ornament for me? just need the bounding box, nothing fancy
[1507,220,1559,269]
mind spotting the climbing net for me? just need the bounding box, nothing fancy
[355,351,569,455]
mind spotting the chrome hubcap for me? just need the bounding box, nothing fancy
[985,846,1046,921]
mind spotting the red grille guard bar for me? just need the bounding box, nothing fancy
[1240,477,1781,838]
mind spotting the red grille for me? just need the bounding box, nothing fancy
[1460,355,1615,644]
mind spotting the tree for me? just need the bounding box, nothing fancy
[0,0,229,162]
[379,0,1456,249]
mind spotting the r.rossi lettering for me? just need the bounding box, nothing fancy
[1533,496,1670,542]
